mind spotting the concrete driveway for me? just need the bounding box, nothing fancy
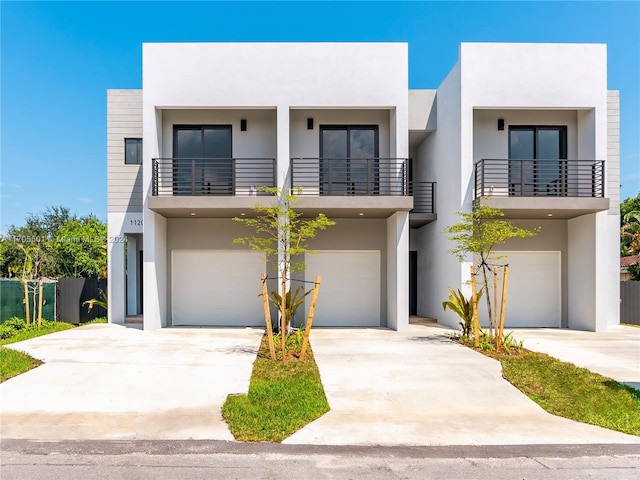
[2,323,639,446]
[0,324,263,440]
[284,324,640,446]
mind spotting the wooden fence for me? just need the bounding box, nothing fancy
[57,278,107,324]
[620,281,640,325]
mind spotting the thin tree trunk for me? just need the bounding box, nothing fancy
[32,283,38,326]
[493,267,498,347]
[300,276,321,361]
[281,268,287,362]
[482,265,492,342]
[23,280,30,325]
[38,279,44,327]
[498,266,509,350]
[470,265,480,346]
[261,274,276,360]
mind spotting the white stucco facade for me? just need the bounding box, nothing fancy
[416,43,617,331]
[107,41,620,332]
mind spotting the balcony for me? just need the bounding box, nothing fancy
[289,158,435,223]
[149,158,277,217]
[474,159,609,219]
[409,181,436,228]
[291,157,409,197]
[152,158,276,196]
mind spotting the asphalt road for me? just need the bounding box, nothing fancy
[2,440,639,480]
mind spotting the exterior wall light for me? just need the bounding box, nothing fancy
[497,119,505,131]
[240,119,247,131]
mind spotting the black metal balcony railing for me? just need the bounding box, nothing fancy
[152,158,276,196]
[290,158,408,196]
[289,158,435,214]
[409,182,436,214]
[474,159,605,199]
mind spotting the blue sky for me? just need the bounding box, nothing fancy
[1,1,639,232]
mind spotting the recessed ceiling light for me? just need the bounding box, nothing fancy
[240,213,246,216]
[547,213,553,217]
[190,212,196,216]
[359,213,364,216]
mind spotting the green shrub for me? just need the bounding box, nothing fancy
[34,319,56,329]
[3,317,27,331]
[85,317,107,324]
[0,318,56,339]
[0,325,17,340]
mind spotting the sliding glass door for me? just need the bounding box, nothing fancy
[508,126,567,196]
[173,125,233,195]
[320,126,378,195]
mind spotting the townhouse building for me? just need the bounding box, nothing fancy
[107,42,619,332]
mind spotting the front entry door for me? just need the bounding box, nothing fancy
[409,251,417,316]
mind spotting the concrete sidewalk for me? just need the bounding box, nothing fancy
[0,324,263,440]
[508,326,640,389]
[284,325,640,446]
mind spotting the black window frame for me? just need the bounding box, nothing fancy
[172,125,233,159]
[508,125,568,196]
[319,125,379,195]
[171,125,233,196]
[124,138,143,165]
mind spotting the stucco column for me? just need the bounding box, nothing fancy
[387,211,410,331]
[142,107,167,331]
[567,211,618,331]
[107,216,125,325]
[143,211,167,330]
[276,105,291,331]
[276,105,290,190]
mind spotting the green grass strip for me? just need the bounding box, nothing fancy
[0,322,76,383]
[0,348,43,382]
[501,352,640,437]
[0,322,76,346]
[82,317,108,325]
[222,357,330,442]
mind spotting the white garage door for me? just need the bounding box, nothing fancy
[480,251,561,328]
[172,250,265,326]
[305,251,380,327]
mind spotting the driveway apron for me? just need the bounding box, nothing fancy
[284,325,640,446]
[0,324,263,440]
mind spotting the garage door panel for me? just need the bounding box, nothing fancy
[172,250,264,326]
[479,251,560,328]
[305,251,380,327]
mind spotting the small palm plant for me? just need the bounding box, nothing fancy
[83,288,108,313]
[268,285,311,331]
[442,288,482,337]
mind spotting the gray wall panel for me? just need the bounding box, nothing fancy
[107,90,143,213]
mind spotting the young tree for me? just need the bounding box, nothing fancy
[620,194,640,261]
[53,218,107,278]
[621,209,640,281]
[233,187,335,360]
[444,203,538,348]
[9,243,50,325]
[1,206,106,279]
